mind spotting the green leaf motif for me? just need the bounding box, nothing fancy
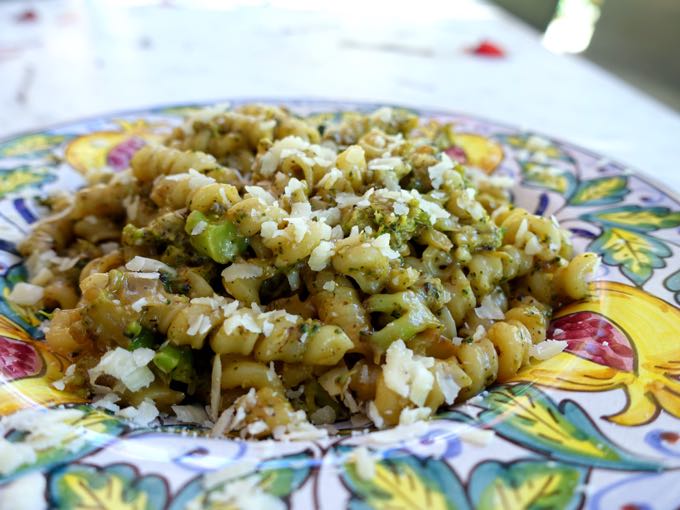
[498,134,574,163]
[569,176,629,206]
[664,270,680,305]
[342,453,470,510]
[49,463,167,510]
[169,453,312,510]
[520,162,577,197]
[468,460,587,510]
[0,166,57,199]
[476,384,662,471]
[581,205,680,232]
[589,228,671,286]
[0,407,127,483]
[0,134,68,158]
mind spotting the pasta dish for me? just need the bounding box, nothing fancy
[13,104,598,439]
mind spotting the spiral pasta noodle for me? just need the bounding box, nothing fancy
[17,103,598,437]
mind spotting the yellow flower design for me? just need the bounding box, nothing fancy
[0,315,84,415]
[446,133,504,174]
[517,281,680,426]
[65,119,166,174]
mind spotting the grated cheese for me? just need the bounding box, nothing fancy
[367,401,385,429]
[427,153,454,189]
[529,339,568,360]
[352,446,376,481]
[284,177,306,197]
[398,407,431,425]
[187,314,213,336]
[474,294,505,320]
[371,234,400,260]
[368,157,402,172]
[245,185,276,205]
[125,256,174,274]
[210,354,222,422]
[89,347,155,392]
[131,297,148,312]
[259,136,312,176]
[221,263,263,282]
[382,340,434,407]
[308,241,335,271]
[393,202,409,216]
[117,399,159,426]
[92,393,121,413]
[126,271,160,280]
[435,363,461,405]
[165,168,216,190]
[7,282,44,306]
[172,405,209,424]
[317,168,343,189]
[524,235,542,255]
[191,220,208,236]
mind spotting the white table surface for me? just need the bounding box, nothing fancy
[1,0,679,192]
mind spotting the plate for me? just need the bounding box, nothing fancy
[1,100,679,509]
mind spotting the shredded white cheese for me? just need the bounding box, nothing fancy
[221,263,263,282]
[398,407,432,425]
[172,405,209,424]
[383,340,435,407]
[7,283,44,306]
[475,294,505,320]
[308,241,335,271]
[529,339,568,360]
[191,220,208,236]
[125,256,174,274]
[117,400,159,426]
[352,446,376,481]
[428,154,454,189]
[88,347,155,392]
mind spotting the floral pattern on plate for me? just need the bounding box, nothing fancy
[0,100,679,509]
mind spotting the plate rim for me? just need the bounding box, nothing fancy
[1,96,678,204]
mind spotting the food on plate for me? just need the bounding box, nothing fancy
[14,104,599,438]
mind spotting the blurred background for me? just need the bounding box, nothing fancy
[493,0,680,111]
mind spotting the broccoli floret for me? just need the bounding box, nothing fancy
[342,199,429,250]
[122,210,188,247]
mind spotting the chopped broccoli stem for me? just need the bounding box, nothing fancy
[185,210,247,264]
[126,323,157,350]
[153,344,183,373]
[172,349,195,384]
[153,343,195,382]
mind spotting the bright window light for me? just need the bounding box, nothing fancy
[542,0,602,54]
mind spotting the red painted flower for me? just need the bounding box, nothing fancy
[0,336,43,381]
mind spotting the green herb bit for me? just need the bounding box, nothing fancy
[153,344,183,373]
[127,324,156,350]
[184,210,247,264]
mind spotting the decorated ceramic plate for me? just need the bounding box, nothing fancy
[1,100,679,510]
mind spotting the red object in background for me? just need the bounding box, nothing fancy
[468,40,506,58]
[15,9,38,23]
